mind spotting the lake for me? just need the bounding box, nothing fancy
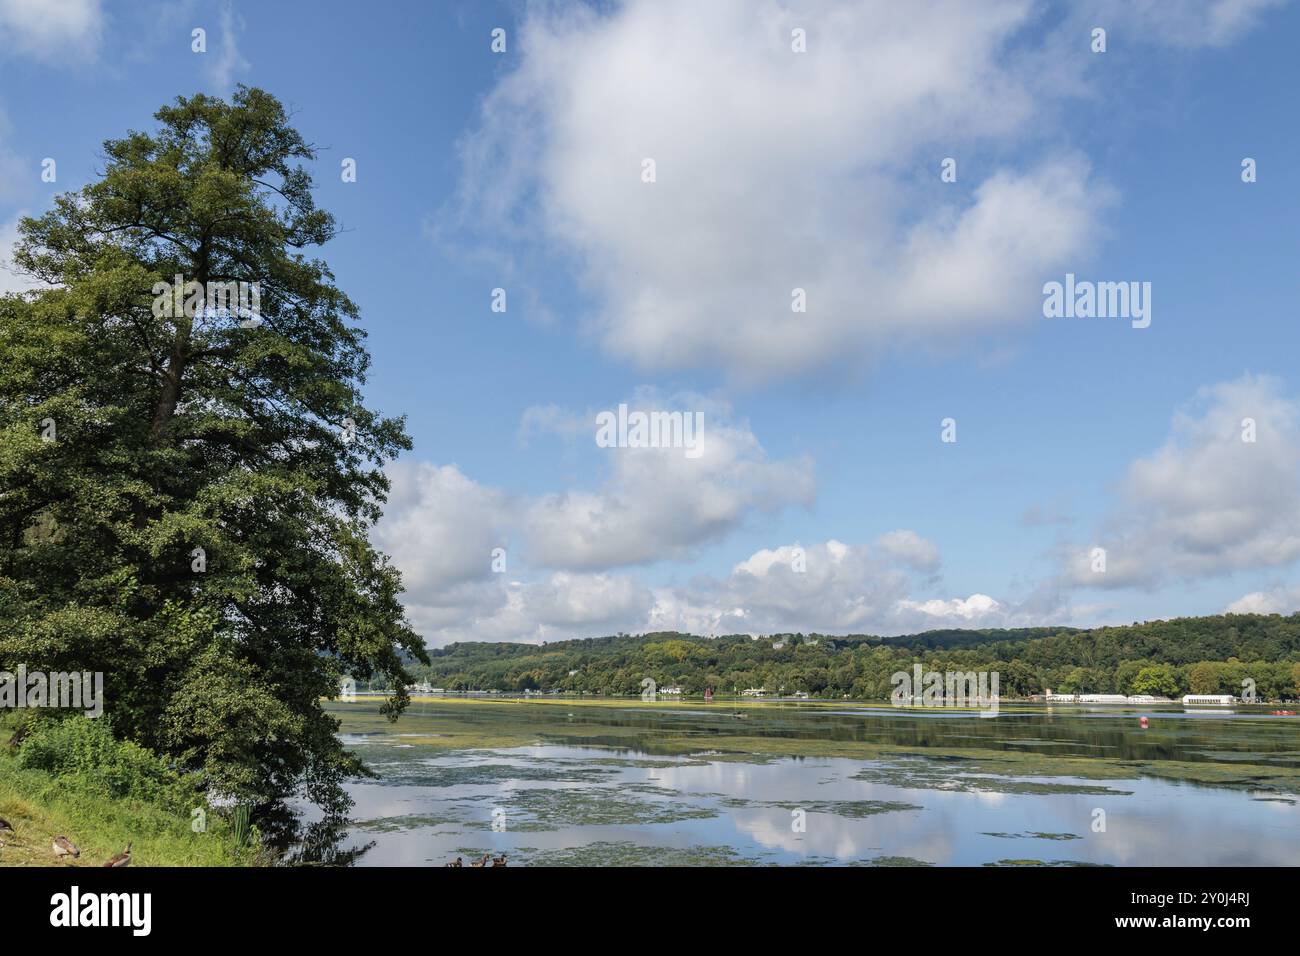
[312,697,1300,866]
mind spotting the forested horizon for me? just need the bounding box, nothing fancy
[398,613,1300,700]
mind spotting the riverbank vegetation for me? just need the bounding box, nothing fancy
[0,715,261,867]
[0,87,425,827]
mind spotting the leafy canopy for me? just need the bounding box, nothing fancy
[0,87,427,813]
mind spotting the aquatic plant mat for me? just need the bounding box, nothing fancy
[317,698,1300,866]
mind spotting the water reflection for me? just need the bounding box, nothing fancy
[292,703,1300,866]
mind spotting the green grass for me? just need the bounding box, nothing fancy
[0,717,261,868]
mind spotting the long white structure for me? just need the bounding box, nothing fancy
[1044,691,1172,704]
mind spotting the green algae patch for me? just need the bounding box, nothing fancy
[982,831,1082,841]
[457,786,719,831]
[851,762,1131,796]
[353,813,463,833]
[864,855,935,866]
[984,859,1109,867]
[359,761,621,788]
[730,798,922,818]
[519,841,767,867]
[331,698,1300,802]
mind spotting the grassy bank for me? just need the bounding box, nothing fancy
[0,716,261,867]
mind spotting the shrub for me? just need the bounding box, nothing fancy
[16,717,193,811]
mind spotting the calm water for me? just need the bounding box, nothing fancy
[309,699,1300,866]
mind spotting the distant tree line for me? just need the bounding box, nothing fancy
[390,614,1300,700]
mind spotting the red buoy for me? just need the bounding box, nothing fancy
[1139,716,1149,729]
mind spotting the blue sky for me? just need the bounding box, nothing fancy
[3,0,1300,645]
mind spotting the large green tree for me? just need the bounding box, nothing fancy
[0,87,427,813]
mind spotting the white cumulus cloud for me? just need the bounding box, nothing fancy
[1226,585,1300,615]
[442,0,1115,382]
[1066,375,1300,589]
[0,0,103,61]
[372,396,813,643]
[522,398,814,569]
[648,539,1032,637]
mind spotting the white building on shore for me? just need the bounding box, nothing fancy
[1182,694,1235,705]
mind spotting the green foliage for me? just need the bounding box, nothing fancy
[1187,661,1223,694]
[0,713,258,866]
[405,614,1300,701]
[1057,667,1107,694]
[1131,665,1180,698]
[17,717,192,812]
[231,804,251,847]
[0,87,426,814]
